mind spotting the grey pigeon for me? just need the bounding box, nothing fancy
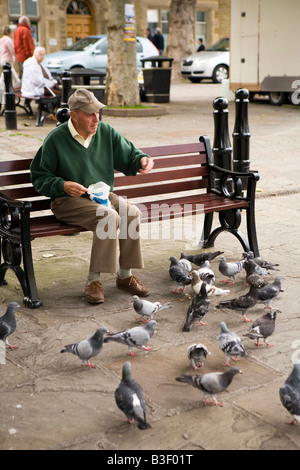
[279,362,300,425]
[218,255,244,284]
[216,284,258,322]
[169,256,191,293]
[187,343,211,370]
[182,282,210,332]
[178,258,192,273]
[243,251,280,271]
[104,320,157,356]
[180,250,224,267]
[218,321,248,366]
[257,275,283,307]
[0,302,20,350]
[61,326,109,368]
[243,307,278,346]
[242,253,270,277]
[132,295,173,322]
[176,367,242,407]
[115,361,151,430]
[197,261,215,285]
[243,258,269,288]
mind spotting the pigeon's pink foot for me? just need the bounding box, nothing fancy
[255,340,263,346]
[243,315,252,323]
[286,419,296,425]
[142,346,153,351]
[214,400,223,407]
[128,351,137,357]
[264,340,273,347]
[86,361,96,369]
[7,344,18,350]
[231,356,240,362]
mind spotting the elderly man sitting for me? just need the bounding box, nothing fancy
[21,46,59,98]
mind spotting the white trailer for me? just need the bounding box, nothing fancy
[230,0,300,105]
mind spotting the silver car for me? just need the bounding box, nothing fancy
[181,37,229,83]
[44,35,159,75]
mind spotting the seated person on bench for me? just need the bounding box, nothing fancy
[21,46,60,118]
[30,88,154,305]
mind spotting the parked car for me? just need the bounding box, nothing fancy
[44,35,159,75]
[181,37,229,83]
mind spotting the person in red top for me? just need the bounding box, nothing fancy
[14,15,35,78]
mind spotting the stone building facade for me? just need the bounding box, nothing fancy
[0,0,229,54]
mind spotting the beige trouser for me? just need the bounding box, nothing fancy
[51,193,144,273]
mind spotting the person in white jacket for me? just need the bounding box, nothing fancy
[21,46,58,98]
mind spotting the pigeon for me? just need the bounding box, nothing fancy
[243,307,278,346]
[215,284,258,322]
[242,253,270,277]
[60,326,109,368]
[218,255,244,284]
[182,282,210,332]
[132,295,173,322]
[197,260,215,285]
[178,258,192,273]
[169,256,191,293]
[218,321,248,366]
[191,270,230,296]
[104,320,157,356]
[243,251,280,271]
[243,258,269,288]
[114,361,151,430]
[180,250,224,267]
[257,275,283,307]
[279,362,300,425]
[187,343,211,369]
[0,302,20,350]
[176,367,242,407]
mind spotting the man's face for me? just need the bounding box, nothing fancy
[70,109,100,138]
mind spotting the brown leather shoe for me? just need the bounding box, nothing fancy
[116,275,150,297]
[85,281,104,304]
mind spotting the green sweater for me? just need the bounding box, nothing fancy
[30,121,148,198]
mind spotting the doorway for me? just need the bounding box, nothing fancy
[66,1,95,46]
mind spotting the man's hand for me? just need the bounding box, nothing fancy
[139,157,154,174]
[63,181,88,197]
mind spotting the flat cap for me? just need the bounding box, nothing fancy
[68,88,106,114]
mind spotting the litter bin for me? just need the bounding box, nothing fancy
[141,56,173,103]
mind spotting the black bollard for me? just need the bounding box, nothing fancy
[61,71,72,107]
[232,88,250,180]
[56,107,70,126]
[3,63,17,130]
[212,96,232,171]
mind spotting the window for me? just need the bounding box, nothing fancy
[196,11,206,47]
[9,0,38,17]
[67,1,92,15]
[147,9,158,35]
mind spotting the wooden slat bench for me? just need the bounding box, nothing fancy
[0,135,260,308]
[13,89,60,126]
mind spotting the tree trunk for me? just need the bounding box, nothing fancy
[105,0,139,106]
[166,0,196,81]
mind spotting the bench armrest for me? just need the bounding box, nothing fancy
[0,192,32,241]
[199,135,260,200]
[208,162,259,199]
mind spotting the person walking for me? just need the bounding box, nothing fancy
[14,15,35,78]
[152,28,164,55]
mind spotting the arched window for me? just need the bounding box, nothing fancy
[67,1,92,15]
